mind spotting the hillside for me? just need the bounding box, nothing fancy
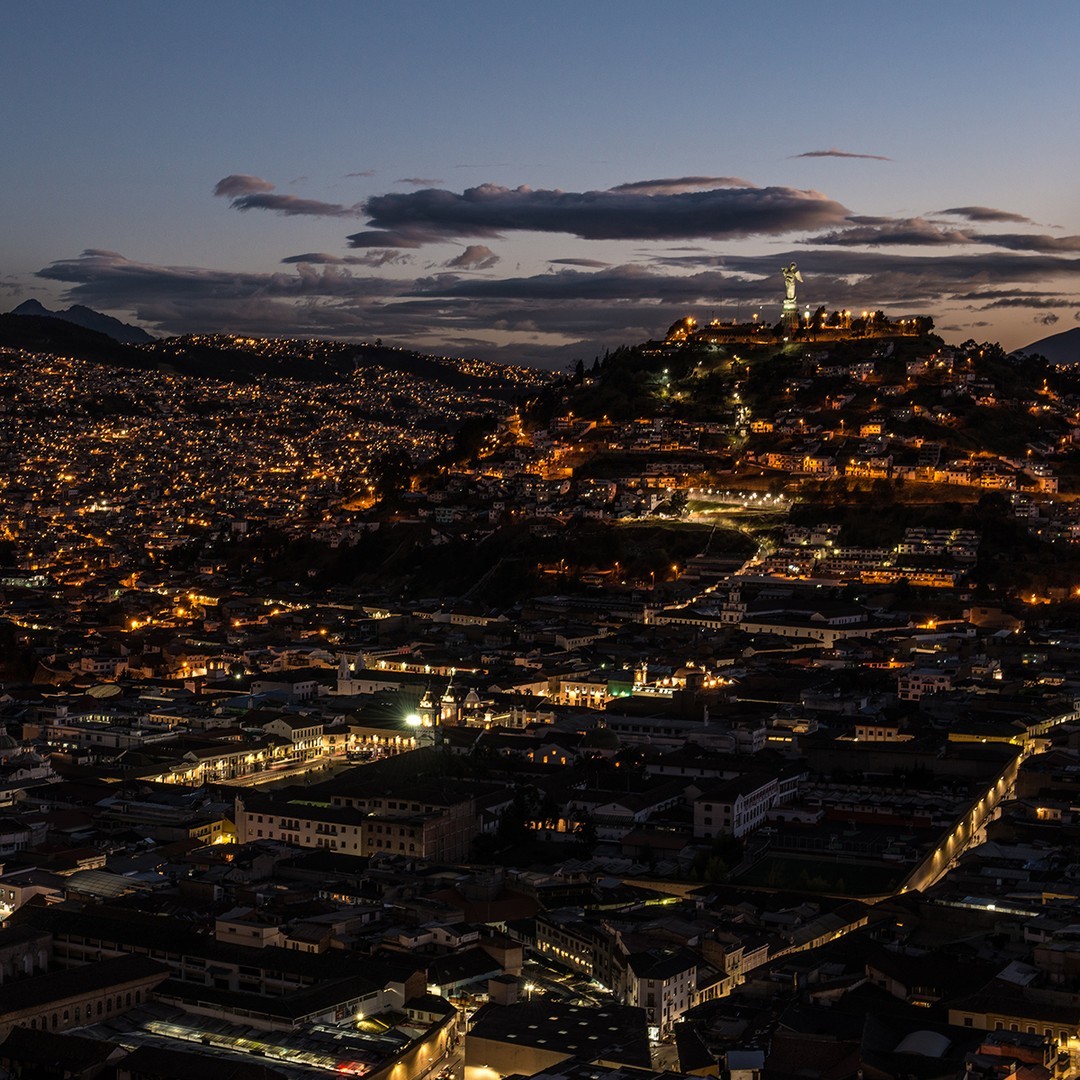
[0,318,550,400]
[0,314,156,368]
[555,332,1080,494]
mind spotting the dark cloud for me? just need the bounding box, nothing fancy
[347,229,428,249]
[356,182,850,246]
[977,296,1072,310]
[280,252,359,265]
[38,250,401,308]
[346,169,376,178]
[809,217,1080,255]
[608,176,752,195]
[720,249,1080,289]
[977,233,1080,254]
[445,245,500,270]
[396,177,443,186]
[213,174,275,198]
[939,205,1033,224]
[549,258,611,268]
[791,147,892,161]
[280,250,410,268]
[212,174,363,217]
[1034,313,1060,325]
[814,218,973,246]
[956,289,1071,301]
[417,264,765,304]
[228,193,362,217]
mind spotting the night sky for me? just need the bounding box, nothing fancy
[4,0,1079,364]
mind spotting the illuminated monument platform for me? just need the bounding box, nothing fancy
[664,264,931,347]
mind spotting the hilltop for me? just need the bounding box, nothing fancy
[560,330,1073,458]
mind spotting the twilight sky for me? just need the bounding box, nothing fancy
[4,0,1079,366]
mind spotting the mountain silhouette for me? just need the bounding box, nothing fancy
[1017,326,1080,366]
[0,313,154,367]
[10,299,155,344]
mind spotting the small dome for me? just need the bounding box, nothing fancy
[895,1031,951,1058]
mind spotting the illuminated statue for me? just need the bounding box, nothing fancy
[779,263,803,333]
[781,262,803,302]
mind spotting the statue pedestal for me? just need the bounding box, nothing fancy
[781,299,799,335]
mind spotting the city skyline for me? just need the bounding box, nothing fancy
[4,0,1080,364]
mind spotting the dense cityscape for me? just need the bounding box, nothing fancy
[7,2,1080,1077]
[0,289,1079,1080]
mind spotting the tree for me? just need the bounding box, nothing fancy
[688,832,743,882]
[371,449,413,505]
[495,788,533,847]
[670,490,689,517]
[445,415,497,464]
[572,810,598,855]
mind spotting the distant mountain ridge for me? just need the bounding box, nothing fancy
[0,313,154,368]
[1016,326,1080,366]
[9,299,156,344]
